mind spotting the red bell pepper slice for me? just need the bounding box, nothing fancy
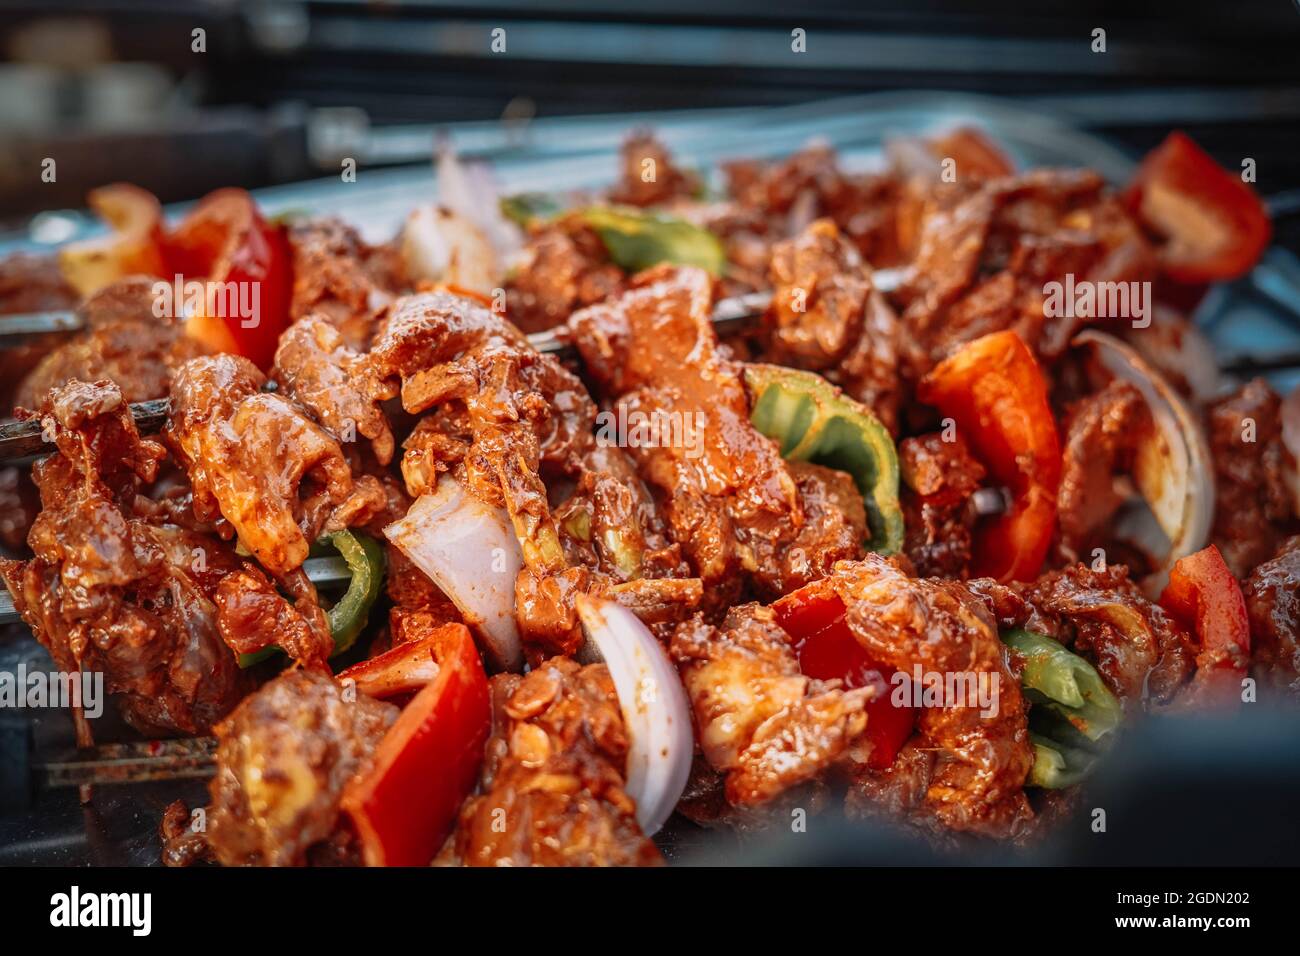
[164,188,294,370]
[773,583,915,770]
[59,183,168,296]
[337,632,442,701]
[917,330,1061,583]
[1124,131,1271,284]
[1158,544,1250,706]
[340,622,490,866]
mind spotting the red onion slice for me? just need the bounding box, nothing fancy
[385,475,524,671]
[575,594,692,837]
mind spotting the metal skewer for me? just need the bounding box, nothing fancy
[0,554,353,627]
[0,310,83,345]
[0,722,217,814]
[0,290,778,460]
[39,736,217,790]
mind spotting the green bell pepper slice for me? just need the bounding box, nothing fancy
[576,206,726,276]
[500,192,566,228]
[237,530,386,668]
[499,198,727,276]
[743,363,903,555]
[1028,733,1097,789]
[1002,628,1122,788]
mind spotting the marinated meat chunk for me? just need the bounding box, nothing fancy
[0,465,40,553]
[1208,379,1297,578]
[724,145,905,264]
[213,563,334,669]
[167,354,385,577]
[1243,537,1300,696]
[897,184,998,333]
[568,267,805,601]
[834,282,904,436]
[1013,563,1195,705]
[897,169,1144,371]
[767,461,866,596]
[160,799,214,867]
[202,670,397,867]
[505,218,625,332]
[444,658,661,866]
[844,740,938,831]
[899,433,986,579]
[364,290,597,652]
[1055,380,1151,562]
[0,380,249,738]
[828,555,1033,838]
[0,252,82,409]
[274,314,395,465]
[554,443,691,584]
[289,218,405,349]
[693,201,773,296]
[671,603,871,807]
[763,219,871,371]
[15,276,208,409]
[365,292,596,475]
[0,252,79,315]
[608,131,700,208]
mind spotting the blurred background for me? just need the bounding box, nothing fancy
[0,0,1298,240]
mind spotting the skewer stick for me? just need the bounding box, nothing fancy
[0,555,352,626]
[0,291,779,461]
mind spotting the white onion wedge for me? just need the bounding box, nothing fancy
[1122,305,1221,405]
[401,204,499,296]
[385,475,524,671]
[575,594,692,837]
[1075,330,1214,592]
[436,144,523,262]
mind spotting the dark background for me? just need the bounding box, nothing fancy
[0,0,1298,225]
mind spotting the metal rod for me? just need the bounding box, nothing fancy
[0,292,775,460]
[36,736,217,790]
[0,555,353,627]
[0,310,82,345]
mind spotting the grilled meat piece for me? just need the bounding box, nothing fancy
[506,218,625,333]
[568,266,809,604]
[273,314,395,465]
[1012,563,1196,705]
[288,217,406,350]
[829,555,1034,839]
[14,277,208,410]
[443,657,662,866]
[0,379,249,738]
[1243,536,1300,697]
[763,218,872,371]
[167,354,385,580]
[0,252,82,411]
[200,670,397,867]
[1207,379,1298,578]
[608,131,701,208]
[899,432,986,579]
[364,290,597,653]
[1054,380,1151,563]
[672,602,871,807]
